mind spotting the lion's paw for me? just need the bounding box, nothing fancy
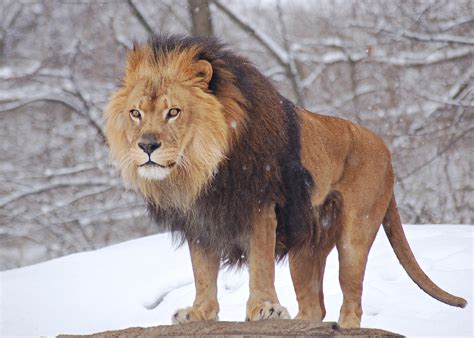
[246,302,290,321]
[172,306,218,324]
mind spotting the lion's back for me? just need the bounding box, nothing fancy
[299,109,393,205]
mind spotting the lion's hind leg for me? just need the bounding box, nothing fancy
[328,130,395,328]
[335,187,393,328]
[289,246,333,321]
[289,192,340,321]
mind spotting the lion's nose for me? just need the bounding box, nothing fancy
[138,134,161,155]
[138,141,161,155]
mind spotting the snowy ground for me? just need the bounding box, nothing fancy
[1,225,472,336]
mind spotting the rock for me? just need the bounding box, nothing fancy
[59,320,403,337]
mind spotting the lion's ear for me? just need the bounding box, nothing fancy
[193,59,213,87]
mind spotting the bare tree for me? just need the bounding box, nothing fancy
[1,0,472,270]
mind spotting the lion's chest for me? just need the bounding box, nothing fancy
[149,198,253,265]
[148,166,276,263]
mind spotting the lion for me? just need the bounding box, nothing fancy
[104,35,467,328]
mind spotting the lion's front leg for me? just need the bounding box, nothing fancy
[246,207,290,321]
[172,242,220,324]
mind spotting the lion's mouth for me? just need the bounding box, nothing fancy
[139,160,176,169]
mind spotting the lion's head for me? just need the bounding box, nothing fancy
[104,38,246,207]
[104,39,245,207]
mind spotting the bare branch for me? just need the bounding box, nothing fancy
[415,91,474,108]
[212,0,305,104]
[395,29,474,46]
[0,95,106,140]
[276,0,304,106]
[160,2,191,32]
[126,0,155,35]
[351,22,474,46]
[0,178,114,208]
[212,0,288,65]
[295,46,473,67]
[399,126,474,181]
[26,186,116,221]
[438,17,474,32]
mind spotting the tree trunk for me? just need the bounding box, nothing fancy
[188,0,213,36]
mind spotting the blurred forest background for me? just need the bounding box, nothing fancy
[1,0,473,270]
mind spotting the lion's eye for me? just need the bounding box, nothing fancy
[130,109,142,120]
[166,108,181,120]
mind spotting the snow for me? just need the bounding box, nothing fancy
[1,225,472,336]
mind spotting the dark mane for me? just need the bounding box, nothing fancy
[146,35,318,265]
[149,34,251,96]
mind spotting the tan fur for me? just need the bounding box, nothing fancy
[294,110,394,327]
[292,109,466,327]
[105,40,466,328]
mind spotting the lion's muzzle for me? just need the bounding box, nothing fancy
[135,133,178,180]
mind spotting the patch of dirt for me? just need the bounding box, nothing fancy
[60,320,403,337]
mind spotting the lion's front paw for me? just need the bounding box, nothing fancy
[246,302,290,321]
[172,306,219,324]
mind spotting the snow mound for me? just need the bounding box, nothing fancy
[1,225,472,336]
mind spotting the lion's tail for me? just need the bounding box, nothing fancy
[382,193,467,308]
